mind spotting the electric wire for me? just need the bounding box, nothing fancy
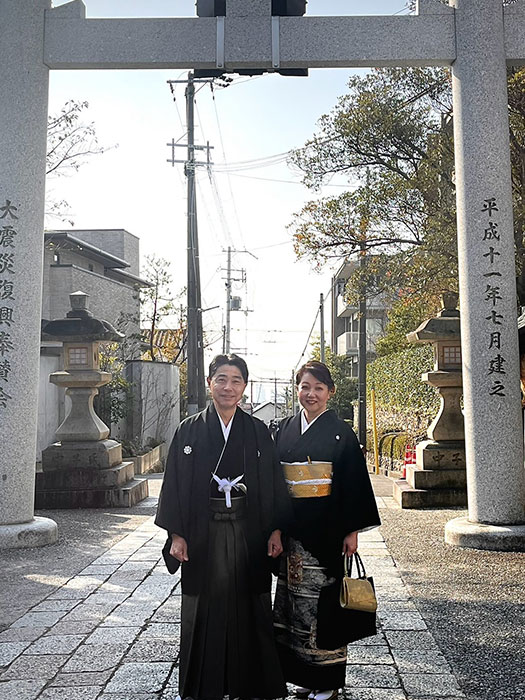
[210,82,246,248]
[294,283,334,371]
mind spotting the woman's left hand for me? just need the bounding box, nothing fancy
[267,529,283,557]
[342,531,358,556]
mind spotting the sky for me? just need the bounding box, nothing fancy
[48,0,410,401]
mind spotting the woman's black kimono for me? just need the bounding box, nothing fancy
[155,404,291,700]
[273,410,380,690]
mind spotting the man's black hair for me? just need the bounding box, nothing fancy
[208,353,249,383]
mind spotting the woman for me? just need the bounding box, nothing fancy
[273,360,380,700]
[156,353,290,700]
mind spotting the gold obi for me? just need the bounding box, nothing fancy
[281,461,333,498]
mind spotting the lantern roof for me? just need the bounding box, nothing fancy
[406,292,460,344]
[41,291,124,343]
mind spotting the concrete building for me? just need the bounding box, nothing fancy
[42,229,145,329]
[331,260,389,377]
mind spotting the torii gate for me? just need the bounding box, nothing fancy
[1,0,525,550]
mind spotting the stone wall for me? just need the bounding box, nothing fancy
[122,361,180,448]
[36,354,62,462]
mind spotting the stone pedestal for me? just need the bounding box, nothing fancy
[0,0,57,549]
[35,458,147,509]
[37,438,148,509]
[393,295,468,509]
[445,518,525,552]
[42,439,122,471]
[394,440,467,509]
[0,518,58,550]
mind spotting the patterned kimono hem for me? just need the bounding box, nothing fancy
[273,537,346,691]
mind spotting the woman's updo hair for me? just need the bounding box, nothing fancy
[295,360,335,390]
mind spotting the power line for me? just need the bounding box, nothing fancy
[220,171,354,187]
[294,283,334,370]
[210,82,245,248]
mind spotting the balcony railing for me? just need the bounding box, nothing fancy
[337,331,359,355]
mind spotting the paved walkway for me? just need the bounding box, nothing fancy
[0,477,502,700]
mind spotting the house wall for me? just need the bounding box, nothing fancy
[252,403,286,424]
[123,360,180,448]
[36,354,62,462]
[73,229,140,276]
[47,264,140,329]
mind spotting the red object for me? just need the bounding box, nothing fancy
[403,444,416,478]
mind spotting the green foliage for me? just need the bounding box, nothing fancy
[375,432,412,463]
[289,66,525,307]
[309,342,358,420]
[375,292,442,357]
[508,68,525,304]
[290,67,457,301]
[367,344,438,419]
[97,342,132,427]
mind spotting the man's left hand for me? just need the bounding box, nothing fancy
[267,529,283,557]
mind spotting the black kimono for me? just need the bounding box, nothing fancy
[155,404,290,700]
[273,410,380,690]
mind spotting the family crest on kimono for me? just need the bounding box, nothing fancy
[155,353,291,700]
[273,360,381,700]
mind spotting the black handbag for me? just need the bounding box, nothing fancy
[316,552,377,649]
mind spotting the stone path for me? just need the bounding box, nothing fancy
[0,494,465,700]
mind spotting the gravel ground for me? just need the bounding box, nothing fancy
[379,506,525,700]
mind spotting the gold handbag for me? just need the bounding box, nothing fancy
[340,552,377,613]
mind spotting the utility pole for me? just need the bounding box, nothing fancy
[320,292,325,362]
[291,369,296,415]
[357,169,370,448]
[222,248,257,355]
[167,74,214,415]
[185,73,199,415]
[358,243,367,448]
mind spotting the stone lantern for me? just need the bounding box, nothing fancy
[393,292,467,508]
[47,291,121,444]
[35,292,148,508]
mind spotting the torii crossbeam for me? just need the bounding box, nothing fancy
[1,0,525,550]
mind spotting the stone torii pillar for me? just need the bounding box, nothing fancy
[444,0,525,548]
[0,0,525,549]
[0,0,57,548]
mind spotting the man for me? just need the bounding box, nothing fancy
[156,353,290,700]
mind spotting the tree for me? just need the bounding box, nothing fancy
[289,67,457,305]
[140,255,180,362]
[309,341,358,420]
[46,100,109,223]
[290,65,525,309]
[375,291,441,357]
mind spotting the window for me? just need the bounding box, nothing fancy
[443,345,462,366]
[53,253,60,264]
[68,347,88,366]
